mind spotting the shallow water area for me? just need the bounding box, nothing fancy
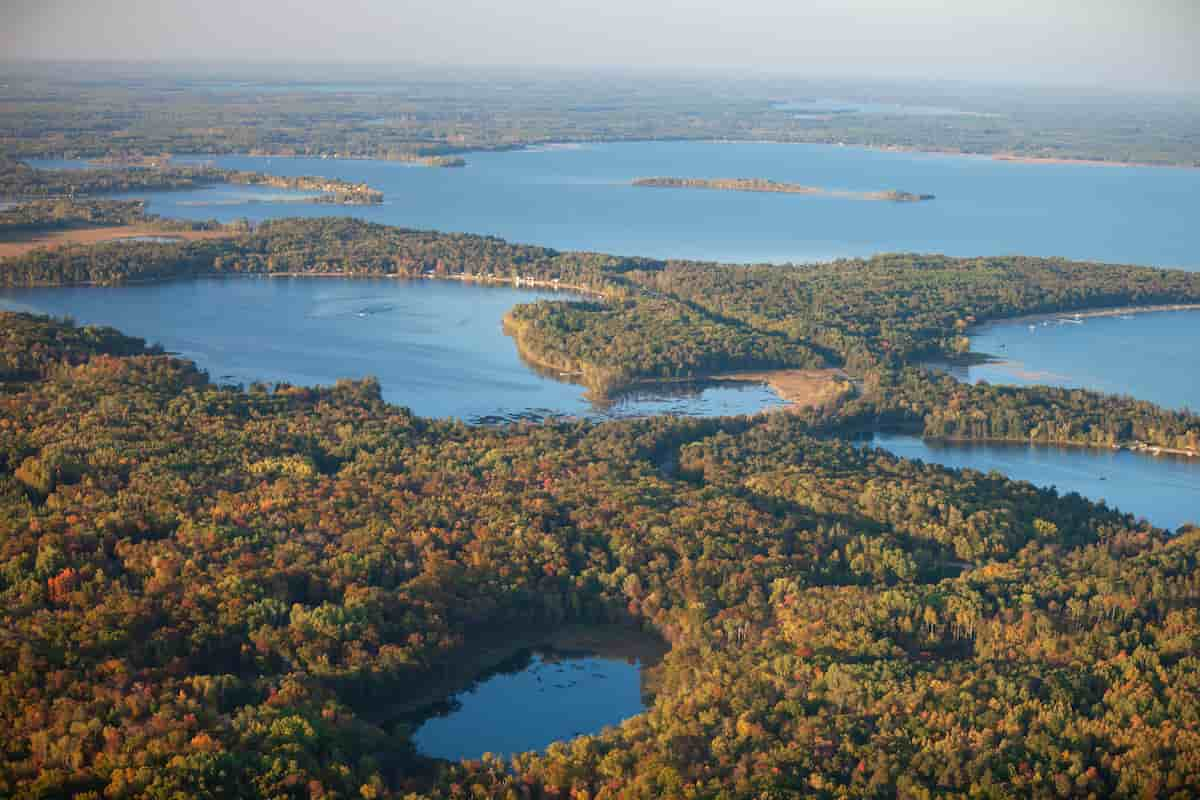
[862,432,1199,532]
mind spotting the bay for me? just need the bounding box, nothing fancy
[0,277,783,422]
[28,140,1198,269]
[863,432,1199,532]
[932,310,1200,412]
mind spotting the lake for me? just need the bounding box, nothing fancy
[863,432,1199,532]
[407,626,665,762]
[11,143,1200,527]
[0,277,784,422]
[29,140,1199,268]
[941,310,1200,412]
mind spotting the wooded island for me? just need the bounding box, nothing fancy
[633,176,935,202]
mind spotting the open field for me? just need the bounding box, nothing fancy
[0,225,233,258]
[717,367,854,410]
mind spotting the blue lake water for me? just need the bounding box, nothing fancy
[864,433,1199,532]
[12,143,1200,527]
[940,310,1200,412]
[31,140,1200,268]
[0,277,783,422]
[413,649,649,761]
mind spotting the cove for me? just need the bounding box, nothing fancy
[862,432,1199,532]
[32,139,1200,268]
[941,309,1200,412]
[402,626,666,762]
[0,277,784,422]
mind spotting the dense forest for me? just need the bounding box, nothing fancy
[0,312,1197,799]
[503,299,827,394]
[0,198,148,231]
[620,255,1200,370]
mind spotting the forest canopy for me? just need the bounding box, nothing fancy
[1,202,1199,798]
[0,311,1197,798]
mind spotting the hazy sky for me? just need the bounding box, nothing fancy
[5,0,1198,91]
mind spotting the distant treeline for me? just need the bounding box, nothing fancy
[2,71,1199,166]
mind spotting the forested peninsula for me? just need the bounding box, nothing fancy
[0,158,383,205]
[2,214,1199,457]
[633,176,935,202]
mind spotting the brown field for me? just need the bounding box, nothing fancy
[0,225,234,259]
[717,367,854,410]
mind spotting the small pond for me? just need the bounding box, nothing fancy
[405,626,666,762]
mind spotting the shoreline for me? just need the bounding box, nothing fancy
[0,269,605,298]
[929,434,1199,460]
[862,429,1199,461]
[698,138,1198,170]
[5,263,1196,411]
[365,622,666,725]
[972,302,1200,332]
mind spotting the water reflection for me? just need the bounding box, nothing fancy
[0,277,783,421]
[406,626,666,761]
[861,432,1199,532]
[928,310,1200,412]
